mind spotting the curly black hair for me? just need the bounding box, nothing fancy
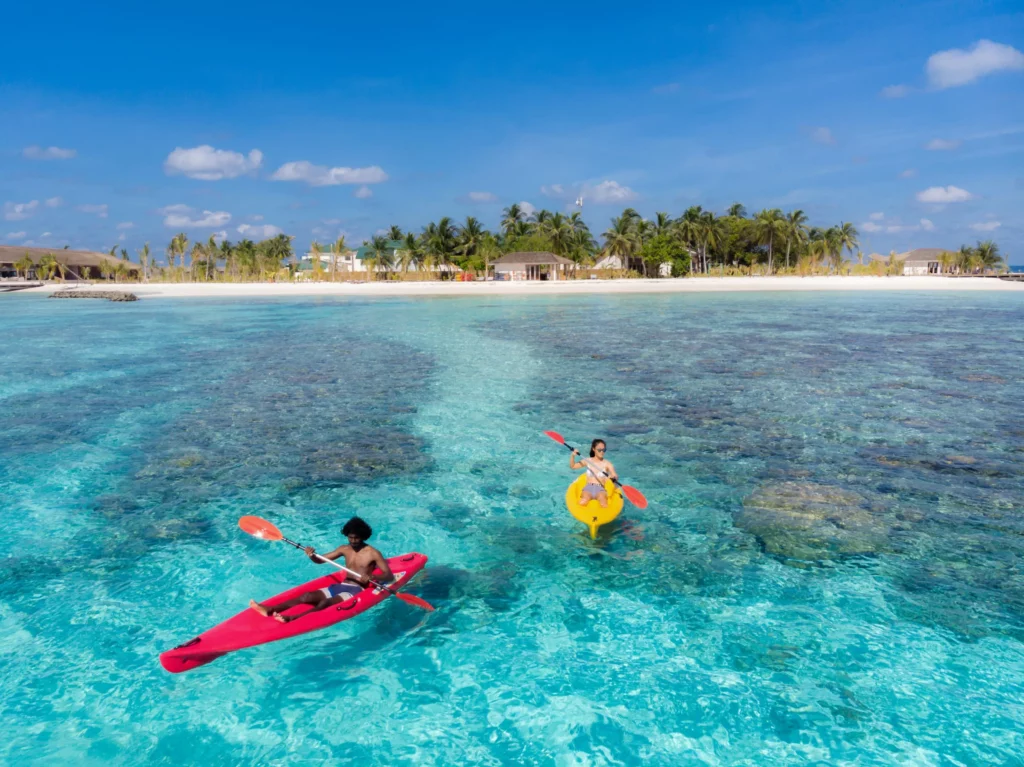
[341,516,372,540]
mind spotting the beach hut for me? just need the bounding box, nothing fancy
[491,252,574,281]
[0,246,141,280]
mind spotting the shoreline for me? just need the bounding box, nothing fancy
[11,275,1024,299]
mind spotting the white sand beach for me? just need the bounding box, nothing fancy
[18,275,1024,299]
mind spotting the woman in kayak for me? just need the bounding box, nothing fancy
[570,438,618,508]
[249,516,394,624]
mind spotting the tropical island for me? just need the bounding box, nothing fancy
[0,204,1012,287]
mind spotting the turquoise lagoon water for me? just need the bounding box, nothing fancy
[1,291,1023,766]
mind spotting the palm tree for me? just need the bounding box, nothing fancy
[456,216,486,265]
[387,225,403,241]
[602,212,638,274]
[367,234,393,279]
[309,241,324,281]
[189,242,203,281]
[753,208,786,273]
[501,203,524,239]
[15,254,34,279]
[831,222,859,274]
[699,211,725,275]
[219,239,234,280]
[807,228,829,273]
[401,232,421,275]
[138,243,151,282]
[783,210,809,271]
[727,203,746,218]
[675,206,703,274]
[938,250,955,275]
[424,217,457,278]
[329,235,348,281]
[654,212,674,236]
[37,253,58,280]
[956,245,974,275]
[974,240,1004,273]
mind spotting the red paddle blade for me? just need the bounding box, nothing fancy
[544,430,565,444]
[395,592,435,612]
[621,485,648,509]
[239,515,284,541]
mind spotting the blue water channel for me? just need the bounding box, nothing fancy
[1,291,1022,765]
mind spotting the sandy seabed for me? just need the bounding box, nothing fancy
[18,275,1024,299]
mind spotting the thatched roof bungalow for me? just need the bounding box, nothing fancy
[0,246,140,280]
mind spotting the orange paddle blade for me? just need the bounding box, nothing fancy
[544,430,565,444]
[622,485,648,509]
[239,515,284,541]
[395,592,435,612]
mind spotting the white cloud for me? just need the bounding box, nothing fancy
[5,231,27,239]
[926,40,1024,89]
[250,214,264,221]
[116,221,134,230]
[23,145,76,160]
[270,161,388,186]
[354,185,373,199]
[920,218,935,231]
[587,180,638,204]
[519,201,537,217]
[970,220,1001,232]
[809,126,837,146]
[916,185,973,203]
[164,145,263,180]
[861,221,883,232]
[900,169,918,179]
[925,138,962,151]
[159,204,231,228]
[236,223,283,238]
[869,212,885,220]
[40,232,52,238]
[540,184,566,198]
[212,230,228,241]
[4,200,39,221]
[118,232,126,241]
[467,191,498,203]
[77,204,109,218]
[45,196,63,208]
[880,84,910,98]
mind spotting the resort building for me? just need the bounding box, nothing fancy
[0,245,141,280]
[869,248,948,275]
[491,252,574,280]
[299,240,410,275]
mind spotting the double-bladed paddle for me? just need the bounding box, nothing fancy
[544,430,648,509]
[238,515,434,612]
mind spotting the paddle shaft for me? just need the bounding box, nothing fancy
[278,535,398,596]
[559,440,625,490]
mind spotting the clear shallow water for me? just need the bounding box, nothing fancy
[1,291,1023,766]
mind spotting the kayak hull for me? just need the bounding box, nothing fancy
[159,552,428,674]
[565,475,623,538]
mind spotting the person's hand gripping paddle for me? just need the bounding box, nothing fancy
[544,430,648,509]
[238,516,434,612]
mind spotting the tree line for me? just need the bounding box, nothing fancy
[8,205,1008,282]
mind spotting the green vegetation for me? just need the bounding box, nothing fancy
[72,208,1009,283]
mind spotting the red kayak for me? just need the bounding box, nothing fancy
[160,552,428,673]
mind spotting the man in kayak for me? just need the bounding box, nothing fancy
[570,438,618,508]
[249,516,395,624]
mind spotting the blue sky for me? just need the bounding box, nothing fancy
[2,0,1022,262]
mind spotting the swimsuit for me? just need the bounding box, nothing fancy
[320,581,363,601]
[582,460,607,498]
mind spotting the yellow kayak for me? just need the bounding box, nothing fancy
[565,474,623,538]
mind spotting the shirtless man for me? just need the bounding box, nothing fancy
[249,516,394,624]
[569,438,618,508]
